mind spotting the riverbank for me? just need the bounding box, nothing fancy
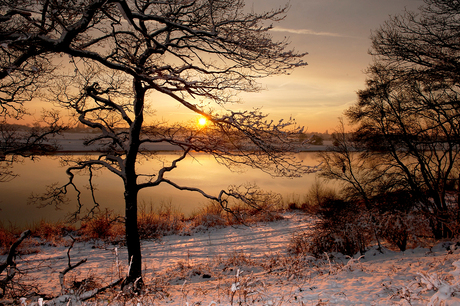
[48,132,333,152]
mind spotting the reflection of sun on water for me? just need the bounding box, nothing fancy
[198,116,207,127]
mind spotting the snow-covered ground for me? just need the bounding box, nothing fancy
[8,213,460,305]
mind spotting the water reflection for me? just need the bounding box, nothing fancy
[0,152,322,226]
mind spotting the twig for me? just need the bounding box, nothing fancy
[53,236,122,302]
[59,237,87,295]
[79,277,123,301]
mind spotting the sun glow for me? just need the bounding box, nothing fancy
[198,116,208,127]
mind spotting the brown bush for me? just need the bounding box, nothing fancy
[79,209,124,241]
[300,198,372,257]
[137,201,185,238]
[0,223,20,254]
[300,179,338,215]
[32,220,76,242]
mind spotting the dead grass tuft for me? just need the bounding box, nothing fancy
[78,209,124,241]
[0,223,21,254]
[189,202,227,230]
[0,226,42,256]
[138,201,185,239]
[31,220,76,245]
[287,232,311,255]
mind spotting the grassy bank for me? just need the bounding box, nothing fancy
[0,196,316,255]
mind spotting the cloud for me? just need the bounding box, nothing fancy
[271,26,346,37]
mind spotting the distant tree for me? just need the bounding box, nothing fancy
[310,134,323,145]
[321,0,460,240]
[2,0,311,288]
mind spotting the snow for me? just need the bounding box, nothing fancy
[6,213,460,305]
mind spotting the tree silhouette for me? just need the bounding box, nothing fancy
[320,0,460,240]
[1,0,311,288]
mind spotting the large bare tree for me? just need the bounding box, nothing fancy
[320,0,460,240]
[0,0,66,181]
[0,0,310,288]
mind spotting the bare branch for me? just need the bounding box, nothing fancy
[0,230,31,298]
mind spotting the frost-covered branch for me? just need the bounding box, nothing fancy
[0,230,31,298]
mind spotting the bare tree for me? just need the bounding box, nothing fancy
[370,0,460,84]
[0,1,67,180]
[1,0,311,288]
[319,0,460,240]
[347,63,460,238]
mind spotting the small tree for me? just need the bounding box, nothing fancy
[2,0,311,287]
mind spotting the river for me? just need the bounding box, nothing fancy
[0,151,324,227]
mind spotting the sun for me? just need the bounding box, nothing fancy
[198,116,208,127]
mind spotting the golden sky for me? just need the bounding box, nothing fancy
[151,0,422,133]
[23,0,422,133]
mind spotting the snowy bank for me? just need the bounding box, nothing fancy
[3,213,460,305]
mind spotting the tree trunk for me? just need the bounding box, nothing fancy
[124,185,142,288]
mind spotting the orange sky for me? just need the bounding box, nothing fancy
[146,0,422,133]
[21,0,422,133]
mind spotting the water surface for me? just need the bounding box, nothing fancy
[0,152,322,226]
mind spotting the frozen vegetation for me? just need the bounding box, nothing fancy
[2,212,460,305]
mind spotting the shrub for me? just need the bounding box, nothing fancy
[300,179,338,215]
[189,202,227,229]
[79,209,124,241]
[372,191,431,251]
[31,220,76,242]
[303,198,372,257]
[138,201,185,238]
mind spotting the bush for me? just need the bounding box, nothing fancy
[137,201,185,238]
[302,198,372,257]
[32,220,76,242]
[79,209,124,241]
[300,179,337,215]
[371,191,432,251]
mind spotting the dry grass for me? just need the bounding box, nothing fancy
[79,209,124,241]
[138,201,185,239]
[153,247,329,306]
[0,222,21,254]
[0,199,292,252]
[189,202,229,230]
[31,220,77,245]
